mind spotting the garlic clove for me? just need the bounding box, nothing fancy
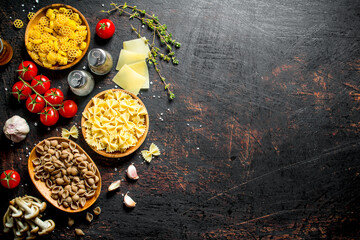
[123,193,136,208]
[126,164,139,180]
[108,180,121,191]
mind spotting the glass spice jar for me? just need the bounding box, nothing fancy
[67,70,95,96]
[0,38,13,66]
[87,48,113,75]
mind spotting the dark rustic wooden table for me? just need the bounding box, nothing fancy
[1,0,360,239]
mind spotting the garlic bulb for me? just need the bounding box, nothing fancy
[3,115,30,143]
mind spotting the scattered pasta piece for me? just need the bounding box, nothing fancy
[82,91,148,153]
[61,125,79,139]
[28,12,35,20]
[141,143,160,163]
[14,19,24,28]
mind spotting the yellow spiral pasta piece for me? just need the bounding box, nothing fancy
[67,49,78,58]
[39,16,50,26]
[28,12,35,20]
[34,24,44,33]
[39,43,50,53]
[60,42,70,52]
[14,19,24,28]
[29,30,41,40]
[32,44,40,52]
[59,26,71,36]
[29,51,39,60]
[65,9,73,17]
[41,33,51,42]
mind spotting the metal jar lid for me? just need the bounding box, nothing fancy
[68,70,88,88]
[88,48,107,67]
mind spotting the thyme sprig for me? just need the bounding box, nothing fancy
[102,2,181,100]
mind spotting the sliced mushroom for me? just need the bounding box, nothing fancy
[9,205,23,218]
[15,198,40,220]
[32,217,55,236]
[25,219,39,234]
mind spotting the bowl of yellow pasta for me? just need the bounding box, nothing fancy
[25,4,91,70]
[81,89,149,158]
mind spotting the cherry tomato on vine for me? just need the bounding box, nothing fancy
[31,75,51,94]
[11,81,32,101]
[44,88,64,105]
[17,61,38,81]
[0,170,21,189]
[96,19,115,39]
[59,100,78,118]
[40,107,59,126]
[26,94,45,113]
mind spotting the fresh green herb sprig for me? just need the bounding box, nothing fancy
[102,2,181,100]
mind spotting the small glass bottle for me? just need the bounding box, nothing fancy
[87,48,113,75]
[0,38,13,66]
[67,70,94,96]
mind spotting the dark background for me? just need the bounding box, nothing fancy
[1,0,360,239]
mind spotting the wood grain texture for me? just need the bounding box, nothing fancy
[1,0,360,239]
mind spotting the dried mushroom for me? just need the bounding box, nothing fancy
[2,195,55,239]
[32,139,100,209]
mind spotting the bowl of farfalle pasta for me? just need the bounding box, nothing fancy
[25,4,90,70]
[81,89,149,158]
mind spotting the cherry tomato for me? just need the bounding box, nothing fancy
[59,100,78,118]
[96,19,115,39]
[40,107,59,126]
[0,170,20,189]
[26,94,45,113]
[44,88,64,105]
[31,75,51,94]
[17,61,38,81]
[11,81,32,101]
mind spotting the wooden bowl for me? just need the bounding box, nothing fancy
[28,137,101,213]
[81,89,149,158]
[25,4,91,70]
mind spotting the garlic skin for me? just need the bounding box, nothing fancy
[126,164,139,180]
[3,115,30,143]
[123,193,136,208]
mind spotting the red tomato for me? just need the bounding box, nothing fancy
[40,107,59,126]
[11,81,32,101]
[44,88,64,105]
[31,75,51,94]
[96,19,115,39]
[17,61,38,81]
[26,94,45,113]
[0,170,20,189]
[59,100,78,118]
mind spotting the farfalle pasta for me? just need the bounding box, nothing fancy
[141,143,160,162]
[82,91,147,153]
[26,7,88,68]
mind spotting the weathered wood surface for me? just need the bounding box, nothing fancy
[1,0,360,239]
